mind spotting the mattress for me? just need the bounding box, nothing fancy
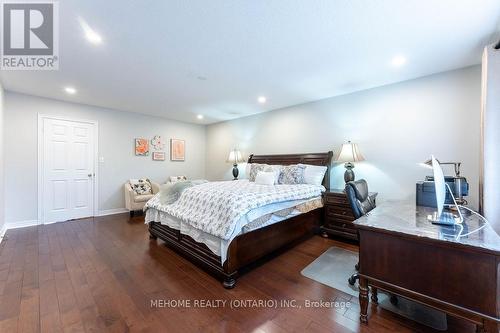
[145,196,323,264]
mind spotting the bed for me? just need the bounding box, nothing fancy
[147,152,333,288]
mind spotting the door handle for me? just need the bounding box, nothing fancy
[88,174,92,177]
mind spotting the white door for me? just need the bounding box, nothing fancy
[42,117,96,223]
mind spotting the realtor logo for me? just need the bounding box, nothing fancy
[1,1,59,70]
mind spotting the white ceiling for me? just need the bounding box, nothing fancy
[1,0,499,124]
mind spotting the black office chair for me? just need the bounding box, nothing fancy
[345,179,376,286]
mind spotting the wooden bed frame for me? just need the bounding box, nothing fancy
[148,152,333,288]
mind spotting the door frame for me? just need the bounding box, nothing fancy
[37,114,99,224]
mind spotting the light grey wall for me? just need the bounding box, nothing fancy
[482,45,500,233]
[206,66,481,208]
[4,92,206,224]
[0,83,4,232]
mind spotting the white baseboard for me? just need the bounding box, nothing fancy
[0,224,7,241]
[5,219,39,230]
[97,208,129,216]
[0,219,39,243]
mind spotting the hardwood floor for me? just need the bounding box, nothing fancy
[0,214,476,333]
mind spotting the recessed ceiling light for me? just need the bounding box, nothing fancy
[197,114,204,120]
[79,18,103,44]
[64,87,77,94]
[391,55,407,67]
[257,96,267,104]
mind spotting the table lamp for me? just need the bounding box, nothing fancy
[334,141,365,183]
[227,149,245,180]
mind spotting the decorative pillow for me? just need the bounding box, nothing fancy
[249,164,267,182]
[249,164,282,183]
[278,164,306,185]
[129,178,152,195]
[170,175,187,183]
[299,164,328,185]
[255,171,276,185]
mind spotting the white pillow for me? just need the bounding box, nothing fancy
[245,163,252,179]
[255,171,276,185]
[264,165,282,184]
[299,164,328,185]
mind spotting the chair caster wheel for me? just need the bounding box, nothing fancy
[348,276,356,286]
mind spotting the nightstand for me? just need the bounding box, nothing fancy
[321,189,377,241]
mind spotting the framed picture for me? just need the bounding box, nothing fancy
[135,138,149,156]
[151,135,165,150]
[152,152,165,161]
[170,139,185,161]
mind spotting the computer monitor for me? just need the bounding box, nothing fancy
[427,155,463,225]
[431,155,446,217]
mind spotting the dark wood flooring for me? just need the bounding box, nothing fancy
[0,213,476,332]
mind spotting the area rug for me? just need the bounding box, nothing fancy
[301,246,447,330]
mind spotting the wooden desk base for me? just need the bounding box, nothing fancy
[359,277,499,333]
[357,228,500,333]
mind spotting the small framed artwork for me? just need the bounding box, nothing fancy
[170,139,185,161]
[135,138,149,156]
[152,152,165,161]
[151,135,165,150]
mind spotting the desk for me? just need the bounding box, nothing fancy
[354,201,500,332]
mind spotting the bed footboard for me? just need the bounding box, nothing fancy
[148,207,322,288]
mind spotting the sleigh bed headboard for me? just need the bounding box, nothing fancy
[247,151,333,190]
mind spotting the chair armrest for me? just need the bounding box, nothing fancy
[151,182,160,194]
[124,183,135,209]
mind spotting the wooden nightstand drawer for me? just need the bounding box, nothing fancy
[322,189,357,240]
[321,189,377,241]
[326,205,354,219]
[324,194,349,206]
[322,219,357,240]
[325,220,356,232]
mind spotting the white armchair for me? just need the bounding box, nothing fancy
[124,181,160,216]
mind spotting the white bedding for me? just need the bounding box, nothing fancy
[145,179,325,239]
[145,196,322,264]
[144,180,325,264]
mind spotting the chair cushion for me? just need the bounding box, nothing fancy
[134,194,154,203]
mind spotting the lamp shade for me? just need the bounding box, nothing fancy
[226,149,244,164]
[334,141,365,163]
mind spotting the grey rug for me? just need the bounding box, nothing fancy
[301,247,447,331]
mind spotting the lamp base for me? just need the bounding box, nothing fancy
[344,162,355,183]
[232,164,239,180]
